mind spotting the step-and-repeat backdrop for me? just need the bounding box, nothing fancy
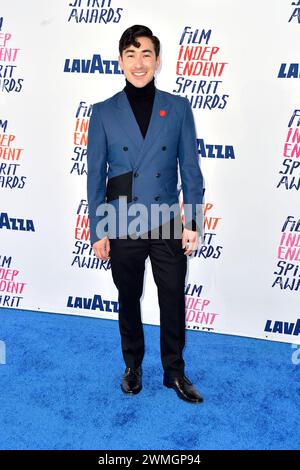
[1,0,299,344]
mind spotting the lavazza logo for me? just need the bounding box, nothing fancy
[264,318,300,336]
[0,212,35,231]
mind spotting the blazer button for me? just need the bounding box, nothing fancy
[162,146,167,151]
[155,172,161,177]
[154,196,160,201]
[133,196,138,201]
[123,146,128,151]
[134,172,139,177]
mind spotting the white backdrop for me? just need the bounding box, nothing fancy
[1,0,299,344]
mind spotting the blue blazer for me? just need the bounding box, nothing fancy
[87,88,204,245]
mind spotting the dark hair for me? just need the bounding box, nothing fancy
[119,25,160,58]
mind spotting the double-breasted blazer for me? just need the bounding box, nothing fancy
[87,88,204,245]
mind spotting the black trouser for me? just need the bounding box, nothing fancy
[109,233,187,378]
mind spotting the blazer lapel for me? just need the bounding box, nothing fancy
[115,90,144,158]
[136,89,170,166]
[115,88,171,169]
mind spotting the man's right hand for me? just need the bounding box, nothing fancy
[93,236,111,260]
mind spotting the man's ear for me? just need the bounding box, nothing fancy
[156,55,161,70]
[118,55,123,71]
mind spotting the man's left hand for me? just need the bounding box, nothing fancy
[182,228,199,255]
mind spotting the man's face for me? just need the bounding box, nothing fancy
[118,36,160,88]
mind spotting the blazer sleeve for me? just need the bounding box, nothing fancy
[87,104,108,245]
[177,97,205,233]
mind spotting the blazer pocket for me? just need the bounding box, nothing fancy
[106,171,133,203]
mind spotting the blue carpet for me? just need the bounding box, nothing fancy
[0,307,299,450]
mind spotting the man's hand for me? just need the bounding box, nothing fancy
[182,228,199,256]
[93,236,111,260]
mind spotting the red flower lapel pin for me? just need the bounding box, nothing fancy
[159,109,167,117]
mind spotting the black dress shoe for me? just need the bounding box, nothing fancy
[163,374,204,403]
[121,366,142,395]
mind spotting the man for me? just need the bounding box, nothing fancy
[87,25,205,403]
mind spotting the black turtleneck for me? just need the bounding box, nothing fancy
[124,77,155,139]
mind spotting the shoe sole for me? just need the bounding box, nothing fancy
[120,384,142,395]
